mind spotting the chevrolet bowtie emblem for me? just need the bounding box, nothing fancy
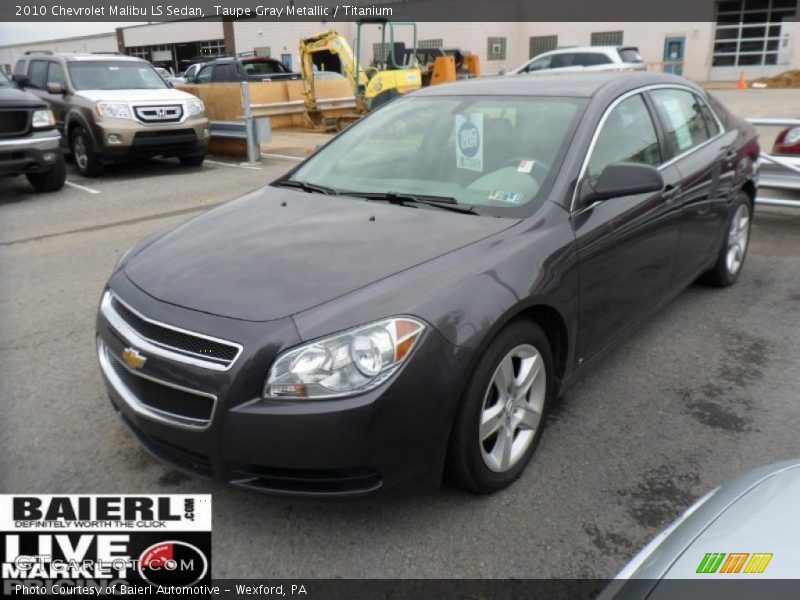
[122,347,147,369]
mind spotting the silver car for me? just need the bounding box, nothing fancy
[604,459,800,598]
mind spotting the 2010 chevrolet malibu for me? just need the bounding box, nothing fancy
[97,73,759,496]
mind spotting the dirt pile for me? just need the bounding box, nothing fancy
[752,69,800,88]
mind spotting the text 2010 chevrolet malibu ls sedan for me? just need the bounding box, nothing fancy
[97,73,759,496]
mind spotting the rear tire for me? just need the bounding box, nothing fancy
[26,153,66,192]
[447,320,554,494]
[179,153,205,166]
[701,192,752,287]
[70,126,103,177]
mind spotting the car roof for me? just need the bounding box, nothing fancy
[25,53,147,63]
[414,71,697,99]
[545,46,620,55]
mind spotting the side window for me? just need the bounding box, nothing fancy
[582,53,613,66]
[46,62,66,88]
[28,60,49,89]
[650,89,714,155]
[698,98,721,137]
[14,60,27,76]
[524,55,552,72]
[550,53,577,69]
[588,94,661,178]
[214,63,236,82]
[195,65,214,83]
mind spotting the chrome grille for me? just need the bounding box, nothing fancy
[100,291,242,371]
[98,340,216,429]
[133,104,183,123]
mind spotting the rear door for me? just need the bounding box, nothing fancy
[571,92,683,361]
[648,87,738,284]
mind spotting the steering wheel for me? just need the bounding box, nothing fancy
[501,157,551,179]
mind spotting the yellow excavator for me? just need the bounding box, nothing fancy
[300,20,423,129]
[300,20,480,130]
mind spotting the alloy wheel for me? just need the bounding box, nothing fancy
[479,344,546,473]
[74,134,88,170]
[725,203,750,275]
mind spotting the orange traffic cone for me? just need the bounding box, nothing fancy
[737,71,747,90]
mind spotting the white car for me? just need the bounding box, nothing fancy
[510,46,645,76]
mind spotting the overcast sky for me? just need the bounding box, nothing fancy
[0,22,146,45]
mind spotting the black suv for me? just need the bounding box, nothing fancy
[0,69,65,192]
[191,55,301,83]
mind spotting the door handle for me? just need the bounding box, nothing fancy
[663,185,682,204]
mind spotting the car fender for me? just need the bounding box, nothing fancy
[65,108,100,152]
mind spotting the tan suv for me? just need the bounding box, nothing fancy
[13,52,209,176]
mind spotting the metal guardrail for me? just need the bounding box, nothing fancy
[250,96,357,117]
[746,118,800,209]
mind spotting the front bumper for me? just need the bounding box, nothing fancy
[92,116,209,160]
[96,275,467,497]
[0,130,61,176]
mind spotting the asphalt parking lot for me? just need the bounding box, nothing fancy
[2,93,800,579]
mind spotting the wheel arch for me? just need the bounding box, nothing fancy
[65,110,100,152]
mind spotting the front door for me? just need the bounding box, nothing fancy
[571,93,682,362]
[663,37,685,75]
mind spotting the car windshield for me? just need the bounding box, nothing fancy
[68,61,168,90]
[0,70,10,86]
[287,95,586,216]
[243,60,286,75]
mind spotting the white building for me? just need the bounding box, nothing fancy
[2,2,798,82]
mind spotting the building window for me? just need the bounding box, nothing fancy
[372,42,391,62]
[591,31,623,46]
[713,0,796,67]
[127,46,149,60]
[487,37,507,61]
[529,35,558,58]
[418,38,444,50]
[199,39,226,57]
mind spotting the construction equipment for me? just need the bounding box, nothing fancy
[300,21,422,129]
[409,48,481,86]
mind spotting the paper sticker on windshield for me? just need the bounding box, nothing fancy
[517,159,536,173]
[455,114,483,172]
[487,190,524,204]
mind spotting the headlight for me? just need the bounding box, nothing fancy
[96,102,132,120]
[31,109,55,129]
[186,99,205,117]
[264,317,426,400]
[784,127,800,145]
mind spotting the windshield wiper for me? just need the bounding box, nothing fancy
[348,191,479,215]
[272,179,340,195]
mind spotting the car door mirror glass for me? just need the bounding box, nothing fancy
[582,162,664,203]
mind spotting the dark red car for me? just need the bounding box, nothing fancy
[773,125,800,155]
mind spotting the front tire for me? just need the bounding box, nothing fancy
[70,126,103,177]
[447,320,554,494]
[701,192,752,287]
[26,153,66,192]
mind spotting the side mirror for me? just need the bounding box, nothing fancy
[12,74,29,88]
[46,82,64,95]
[580,162,664,204]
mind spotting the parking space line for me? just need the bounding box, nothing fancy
[205,159,262,171]
[261,153,305,162]
[65,180,101,194]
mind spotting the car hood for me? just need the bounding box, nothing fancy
[124,188,517,321]
[0,86,45,108]
[75,88,198,103]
